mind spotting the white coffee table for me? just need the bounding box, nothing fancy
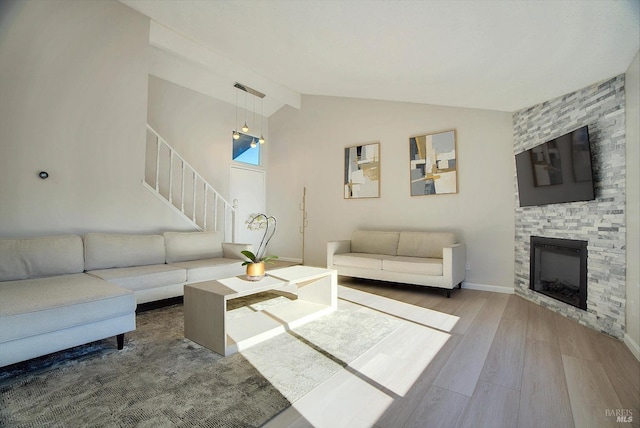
[184,266,337,356]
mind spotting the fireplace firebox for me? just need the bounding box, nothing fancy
[530,236,588,310]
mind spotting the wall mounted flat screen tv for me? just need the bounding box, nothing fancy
[515,125,595,207]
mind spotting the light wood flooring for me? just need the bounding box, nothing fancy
[265,277,640,428]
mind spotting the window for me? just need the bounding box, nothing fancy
[232,132,260,166]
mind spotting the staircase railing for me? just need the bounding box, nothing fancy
[142,124,236,241]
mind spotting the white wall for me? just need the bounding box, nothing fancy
[0,0,196,237]
[268,95,515,290]
[625,51,640,356]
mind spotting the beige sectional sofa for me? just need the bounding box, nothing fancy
[327,230,466,297]
[0,231,250,367]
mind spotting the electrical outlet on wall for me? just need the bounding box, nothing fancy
[465,262,471,271]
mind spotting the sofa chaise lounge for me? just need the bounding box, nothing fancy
[327,229,466,297]
[0,231,250,368]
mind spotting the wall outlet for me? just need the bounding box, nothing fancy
[465,262,471,271]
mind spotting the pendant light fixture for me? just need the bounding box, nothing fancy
[233,82,266,144]
[259,96,266,144]
[241,90,249,133]
[233,87,240,140]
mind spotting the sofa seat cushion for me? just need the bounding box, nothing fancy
[87,264,186,292]
[0,273,135,343]
[332,253,387,270]
[383,256,443,276]
[169,258,245,282]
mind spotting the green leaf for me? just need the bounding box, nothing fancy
[240,250,257,262]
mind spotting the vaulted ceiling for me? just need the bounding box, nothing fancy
[121,0,640,115]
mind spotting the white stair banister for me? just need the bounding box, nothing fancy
[142,124,236,240]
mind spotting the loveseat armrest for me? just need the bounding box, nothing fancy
[327,240,351,268]
[222,243,254,260]
[443,243,466,286]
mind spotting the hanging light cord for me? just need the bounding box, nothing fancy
[259,97,265,144]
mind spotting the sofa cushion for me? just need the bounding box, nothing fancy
[396,231,456,259]
[164,231,224,263]
[222,242,253,260]
[0,235,84,281]
[84,233,165,270]
[169,258,245,282]
[87,264,186,292]
[0,273,135,343]
[351,230,400,256]
[382,256,444,276]
[332,253,387,270]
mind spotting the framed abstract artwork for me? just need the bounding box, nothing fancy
[409,129,458,196]
[344,143,380,199]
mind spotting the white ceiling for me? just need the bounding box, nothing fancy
[121,0,640,114]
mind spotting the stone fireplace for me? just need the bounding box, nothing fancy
[529,236,588,311]
[513,75,627,339]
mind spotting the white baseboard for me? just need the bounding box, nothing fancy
[462,282,515,294]
[624,333,640,361]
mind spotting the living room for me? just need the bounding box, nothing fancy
[1,0,639,427]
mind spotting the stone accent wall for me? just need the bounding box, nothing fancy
[513,75,626,338]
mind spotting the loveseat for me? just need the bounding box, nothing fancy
[327,230,466,297]
[0,231,250,367]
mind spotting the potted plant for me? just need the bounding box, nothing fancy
[241,213,278,281]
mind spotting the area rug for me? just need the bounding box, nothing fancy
[0,293,402,427]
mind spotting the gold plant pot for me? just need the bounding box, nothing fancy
[246,262,265,281]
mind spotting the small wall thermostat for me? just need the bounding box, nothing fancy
[38,171,49,179]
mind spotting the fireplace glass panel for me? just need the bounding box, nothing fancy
[530,236,587,310]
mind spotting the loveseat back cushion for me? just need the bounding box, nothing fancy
[164,231,223,263]
[84,233,165,270]
[351,230,400,256]
[397,231,456,259]
[0,235,84,281]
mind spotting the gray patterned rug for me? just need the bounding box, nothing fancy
[0,293,401,427]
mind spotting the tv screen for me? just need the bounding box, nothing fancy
[516,126,595,207]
